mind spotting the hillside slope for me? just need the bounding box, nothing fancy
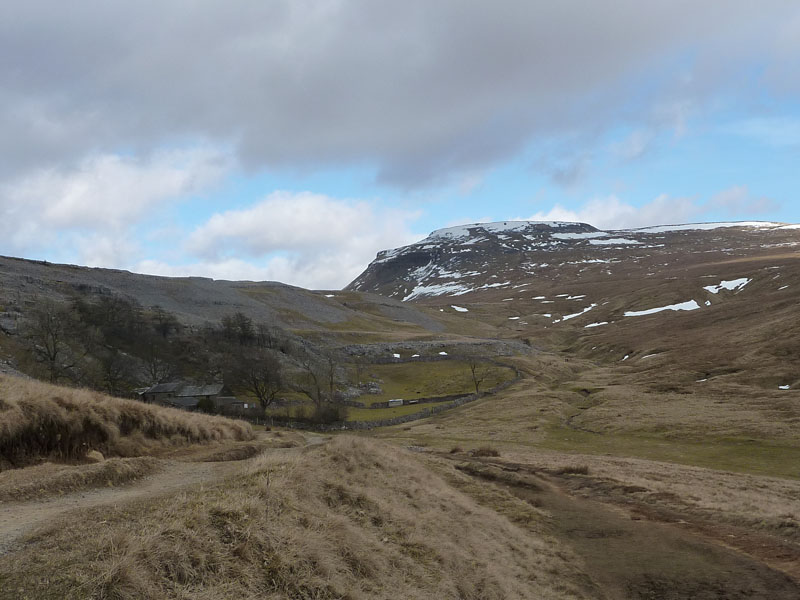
[0,255,450,337]
[349,220,800,388]
[0,436,599,600]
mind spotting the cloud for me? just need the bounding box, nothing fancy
[609,129,657,161]
[0,147,228,257]
[527,195,702,230]
[533,149,592,188]
[180,191,422,288]
[1,1,798,186]
[709,185,779,215]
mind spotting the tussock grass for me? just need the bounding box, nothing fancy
[553,465,590,475]
[473,445,500,457]
[0,375,253,469]
[0,457,161,502]
[0,437,593,599]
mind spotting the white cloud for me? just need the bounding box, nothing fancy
[178,191,423,289]
[709,185,779,215]
[0,147,229,254]
[610,129,656,161]
[527,195,702,230]
[2,2,797,187]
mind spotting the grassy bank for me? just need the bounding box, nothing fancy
[0,437,594,599]
[0,376,253,469]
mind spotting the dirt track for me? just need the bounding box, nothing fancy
[0,433,328,556]
[0,458,243,556]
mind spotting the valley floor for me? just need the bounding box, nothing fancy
[2,352,799,598]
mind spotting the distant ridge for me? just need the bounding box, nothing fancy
[347,219,799,300]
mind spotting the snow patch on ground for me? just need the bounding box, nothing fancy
[425,220,582,241]
[403,282,473,301]
[585,321,608,328]
[552,231,608,240]
[630,221,783,234]
[588,238,641,246]
[451,305,469,312]
[624,300,701,317]
[561,303,598,321]
[703,278,751,294]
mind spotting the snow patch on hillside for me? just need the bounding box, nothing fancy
[589,238,641,246]
[558,303,597,322]
[403,282,472,301]
[426,220,587,241]
[703,278,751,294]
[630,222,784,234]
[624,300,701,317]
[552,231,608,240]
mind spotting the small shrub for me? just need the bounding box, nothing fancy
[449,446,464,454]
[472,446,500,457]
[554,465,589,475]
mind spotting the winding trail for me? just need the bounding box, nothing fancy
[0,433,330,556]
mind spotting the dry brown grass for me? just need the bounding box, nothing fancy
[0,457,161,502]
[0,375,253,469]
[0,436,594,599]
[501,447,800,538]
[472,445,500,457]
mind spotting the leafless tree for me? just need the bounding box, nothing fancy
[26,301,76,382]
[99,348,133,395]
[468,359,488,394]
[142,335,174,384]
[229,349,283,409]
[298,355,324,406]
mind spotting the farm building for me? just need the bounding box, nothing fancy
[140,382,233,411]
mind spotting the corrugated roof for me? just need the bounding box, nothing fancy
[145,382,182,394]
[144,382,225,397]
[178,383,224,397]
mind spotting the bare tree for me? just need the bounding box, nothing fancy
[26,301,77,382]
[298,355,324,406]
[232,312,254,345]
[99,348,133,395]
[325,352,338,402]
[142,335,174,384]
[468,359,488,394]
[229,349,283,409]
[152,305,180,338]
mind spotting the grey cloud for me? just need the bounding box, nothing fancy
[1,1,799,186]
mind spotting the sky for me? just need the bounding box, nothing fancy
[1,1,799,289]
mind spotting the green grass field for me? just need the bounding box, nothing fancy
[347,401,444,421]
[357,360,516,406]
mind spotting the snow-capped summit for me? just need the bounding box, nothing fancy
[347,220,796,301]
